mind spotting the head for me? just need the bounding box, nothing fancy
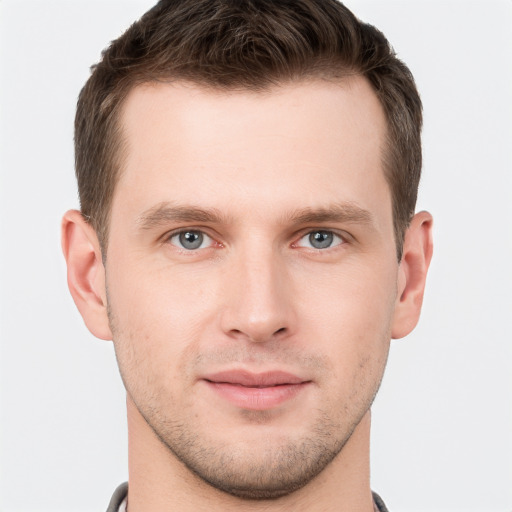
[63,0,432,502]
[75,0,422,261]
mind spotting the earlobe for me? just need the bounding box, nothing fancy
[61,210,113,340]
[391,211,433,339]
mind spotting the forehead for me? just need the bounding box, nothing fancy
[113,77,391,229]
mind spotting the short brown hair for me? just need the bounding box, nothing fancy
[75,0,422,260]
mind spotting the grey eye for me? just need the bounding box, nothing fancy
[308,231,334,249]
[180,231,203,249]
[170,230,211,250]
[295,230,344,250]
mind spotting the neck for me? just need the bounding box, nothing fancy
[125,395,374,512]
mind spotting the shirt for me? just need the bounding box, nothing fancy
[106,482,390,511]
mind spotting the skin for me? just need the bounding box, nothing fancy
[62,77,433,511]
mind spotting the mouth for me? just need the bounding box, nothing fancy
[201,370,311,411]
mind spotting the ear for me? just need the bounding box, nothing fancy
[61,210,112,340]
[391,211,433,339]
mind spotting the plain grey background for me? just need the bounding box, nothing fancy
[0,1,511,511]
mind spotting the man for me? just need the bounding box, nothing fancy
[62,0,433,510]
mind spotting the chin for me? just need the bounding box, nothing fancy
[159,420,351,501]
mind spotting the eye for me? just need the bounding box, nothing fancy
[168,230,213,250]
[295,230,345,250]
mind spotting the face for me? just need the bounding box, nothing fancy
[106,78,399,498]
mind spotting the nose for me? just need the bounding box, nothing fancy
[219,245,296,344]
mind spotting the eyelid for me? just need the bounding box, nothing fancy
[163,227,221,250]
[292,229,348,249]
[160,226,350,251]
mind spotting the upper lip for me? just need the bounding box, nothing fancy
[202,370,308,387]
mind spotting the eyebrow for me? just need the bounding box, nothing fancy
[136,202,227,230]
[283,203,374,227]
[136,201,374,231]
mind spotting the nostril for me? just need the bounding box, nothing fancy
[274,327,287,335]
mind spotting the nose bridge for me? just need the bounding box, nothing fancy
[221,238,294,342]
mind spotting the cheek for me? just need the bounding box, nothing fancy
[107,247,397,392]
[105,264,220,397]
[108,257,219,336]
[295,258,396,370]
[301,267,394,419]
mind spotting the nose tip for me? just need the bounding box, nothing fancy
[219,254,295,344]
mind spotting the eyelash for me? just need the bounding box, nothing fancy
[292,230,346,250]
[165,229,220,252]
[164,228,348,252]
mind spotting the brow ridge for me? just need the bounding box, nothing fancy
[136,201,374,231]
[136,202,226,230]
[284,202,374,226]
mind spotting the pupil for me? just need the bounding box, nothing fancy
[180,231,203,249]
[309,231,333,249]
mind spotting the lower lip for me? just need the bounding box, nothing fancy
[205,381,309,410]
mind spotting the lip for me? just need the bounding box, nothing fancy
[201,370,311,411]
